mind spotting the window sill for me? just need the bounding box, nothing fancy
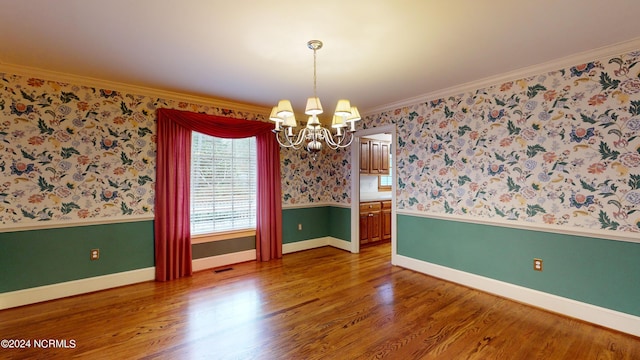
[191,229,256,244]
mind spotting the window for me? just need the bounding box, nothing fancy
[378,149,392,191]
[378,173,392,190]
[190,132,256,235]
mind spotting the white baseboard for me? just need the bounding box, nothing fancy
[283,237,351,254]
[283,237,330,254]
[328,237,351,252]
[395,255,640,337]
[1,241,348,310]
[0,267,155,310]
[192,249,256,272]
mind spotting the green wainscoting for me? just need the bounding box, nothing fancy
[397,214,640,316]
[1,207,352,294]
[282,206,351,244]
[192,236,255,259]
[328,206,351,241]
[0,221,154,293]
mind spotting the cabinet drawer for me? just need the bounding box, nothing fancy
[360,202,381,212]
[381,200,391,209]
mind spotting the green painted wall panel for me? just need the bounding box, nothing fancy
[192,236,256,259]
[282,206,351,243]
[282,207,329,243]
[0,207,348,293]
[328,206,351,242]
[0,221,154,293]
[397,215,640,316]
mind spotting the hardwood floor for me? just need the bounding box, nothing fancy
[1,245,638,359]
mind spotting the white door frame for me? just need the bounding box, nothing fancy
[350,124,397,265]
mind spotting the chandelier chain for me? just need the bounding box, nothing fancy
[313,47,318,99]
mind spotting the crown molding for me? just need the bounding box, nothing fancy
[0,63,271,115]
[364,37,640,116]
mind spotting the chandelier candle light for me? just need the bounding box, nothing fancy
[270,40,360,154]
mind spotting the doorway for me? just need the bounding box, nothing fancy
[350,124,397,265]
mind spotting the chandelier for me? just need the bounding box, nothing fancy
[270,40,360,154]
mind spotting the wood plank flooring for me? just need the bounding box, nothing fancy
[1,245,638,359]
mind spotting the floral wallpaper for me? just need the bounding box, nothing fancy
[0,73,265,227]
[280,146,352,205]
[365,50,640,233]
[3,47,639,235]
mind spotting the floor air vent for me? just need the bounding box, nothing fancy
[214,267,233,273]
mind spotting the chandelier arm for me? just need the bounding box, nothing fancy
[322,128,338,150]
[323,128,356,149]
[320,128,342,149]
[274,131,298,149]
[275,129,305,149]
[291,128,309,147]
[340,131,356,147]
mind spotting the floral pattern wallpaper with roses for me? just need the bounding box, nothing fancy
[2,47,639,236]
[0,73,266,227]
[365,50,640,234]
[280,146,351,206]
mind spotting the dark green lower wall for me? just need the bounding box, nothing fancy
[0,221,154,293]
[282,206,351,244]
[192,236,255,259]
[328,206,351,241]
[398,214,640,317]
[1,206,350,294]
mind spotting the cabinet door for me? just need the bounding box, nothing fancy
[380,142,390,175]
[360,139,370,173]
[382,209,391,241]
[368,211,381,242]
[369,140,382,173]
[359,212,369,244]
[360,202,382,244]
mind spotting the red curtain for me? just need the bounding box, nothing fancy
[155,108,282,282]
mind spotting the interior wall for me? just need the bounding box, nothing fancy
[192,236,256,259]
[367,49,640,236]
[364,48,640,318]
[398,215,640,316]
[0,71,277,293]
[0,72,268,228]
[280,146,352,205]
[0,221,153,292]
[359,175,379,193]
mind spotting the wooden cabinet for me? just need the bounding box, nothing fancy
[380,142,390,174]
[359,200,391,245]
[381,200,392,241]
[359,139,371,174]
[369,140,382,173]
[359,201,381,244]
[360,138,390,175]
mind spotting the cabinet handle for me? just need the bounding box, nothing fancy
[369,205,372,208]
[369,213,373,217]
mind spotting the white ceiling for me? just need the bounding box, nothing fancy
[1,1,640,115]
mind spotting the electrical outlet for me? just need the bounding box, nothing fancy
[533,258,543,271]
[298,223,303,231]
[90,249,100,261]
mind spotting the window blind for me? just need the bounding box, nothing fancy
[190,132,257,235]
